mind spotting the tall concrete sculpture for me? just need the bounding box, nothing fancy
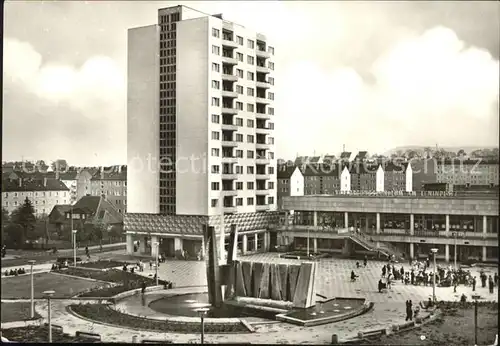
[204,223,316,309]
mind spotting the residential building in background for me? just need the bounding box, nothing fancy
[90,166,127,213]
[277,166,304,209]
[48,195,123,234]
[58,169,94,205]
[302,164,341,195]
[349,164,378,191]
[125,5,278,258]
[436,159,499,187]
[2,175,70,216]
[382,162,410,191]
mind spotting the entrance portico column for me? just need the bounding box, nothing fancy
[313,238,318,253]
[445,215,450,234]
[410,214,414,235]
[445,244,450,262]
[242,234,248,254]
[376,213,381,234]
[139,237,146,254]
[344,212,348,228]
[483,216,488,234]
[254,233,258,252]
[126,233,134,254]
[263,232,269,251]
[410,243,414,259]
[482,246,487,262]
[174,238,183,252]
[313,211,318,227]
[201,236,206,259]
[151,235,159,258]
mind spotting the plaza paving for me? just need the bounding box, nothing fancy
[131,252,498,303]
[2,251,497,344]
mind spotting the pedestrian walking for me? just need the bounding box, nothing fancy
[149,260,153,270]
[488,275,494,294]
[363,255,367,267]
[405,300,413,321]
[494,273,498,286]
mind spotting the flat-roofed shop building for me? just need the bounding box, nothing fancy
[277,192,498,263]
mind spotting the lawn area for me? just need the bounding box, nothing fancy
[78,260,128,269]
[1,326,101,343]
[359,302,498,345]
[50,267,162,297]
[1,272,108,299]
[1,302,41,322]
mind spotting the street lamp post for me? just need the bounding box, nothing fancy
[195,307,209,345]
[430,248,438,302]
[28,260,36,319]
[471,294,480,346]
[72,230,78,267]
[43,290,55,343]
[307,227,310,257]
[452,232,458,270]
[153,242,159,286]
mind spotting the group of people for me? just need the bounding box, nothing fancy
[373,257,498,297]
[1,245,6,258]
[351,256,369,281]
[4,268,26,276]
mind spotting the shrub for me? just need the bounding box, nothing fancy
[69,304,249,333]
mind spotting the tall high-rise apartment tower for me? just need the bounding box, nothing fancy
[127,5,277,217]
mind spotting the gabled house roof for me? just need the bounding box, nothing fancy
[340,151,352,159]
[382,161,408,173]
[322,155,336,164]
[91,166,127,181]
[277,165,297,179]
[353,151,368,161]
[349,164,379,174]
[48,204,73,224]
[301,164,341,177]
[2,177,70,192]
[48,195,123,225]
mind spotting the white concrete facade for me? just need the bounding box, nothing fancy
[127,25,160,214]
[176,17,211,215]
[376,165,384,192]
[128,6,276,216]
[341,166,351,191]
[290,167,304,197]
[405,163,413,192]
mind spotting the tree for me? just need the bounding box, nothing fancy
[51,159,68,172]
[10,198,37,244]
[109,225,123,242]
[423,147,433,158]
[457,149,466,157]
[1,208,10,244]
[4,224,24,248]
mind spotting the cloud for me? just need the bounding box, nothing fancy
[3,24,498,165]
[3,37,126,165]
[277,26,499,157]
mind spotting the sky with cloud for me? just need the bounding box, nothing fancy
[3,1,499,165]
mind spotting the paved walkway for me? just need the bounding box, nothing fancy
[31,298,427,344]
[128,253,498,303]
[4,252,497,344]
